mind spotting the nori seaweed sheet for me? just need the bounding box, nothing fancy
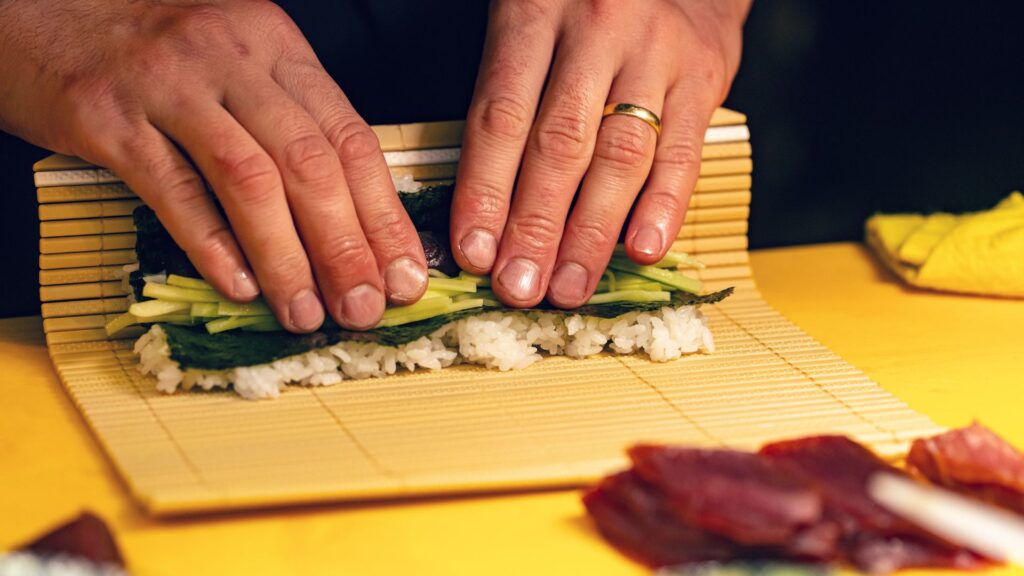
[162,287,733,370]
[131,205,199,300]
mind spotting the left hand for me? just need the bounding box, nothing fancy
[450,0,750,308]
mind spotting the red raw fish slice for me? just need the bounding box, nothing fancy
[583,470,840,568]
[21,511,123,567]
[761,435,986,574]
[760,436,930,538]
[908,422,1024,514]
[847,535,987,575]
[628,445,822,546]
[583,470,740,567]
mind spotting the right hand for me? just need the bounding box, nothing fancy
[0,0,428,332]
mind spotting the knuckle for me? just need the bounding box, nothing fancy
[260,252,310,286]
[361,209,411,243]
[594,120,654,170]
[134,34,184,71]
[702,60,728,92]
[254,1,293,29]
[645,15,683,55]
[62,73,108,106]
[62,77,120,134]
[255,3,306,52]
[474,94,533,142]
[567,219,618,254]
[506,210,563,253]
[214,150,280,201]
[495,0,552,27]
[330,122,382,165]
[533,111,590,162]
[159,163,206,202]
[172,5,232,41]
[282,134,338,184]
[642,189,685,216]
[458,180,509,222]
[655,140,702,173]
[318,232,373,271]
[583,0,616,28]
[190,224,235,264]
[685,47,729,92]
[155,5,253,61]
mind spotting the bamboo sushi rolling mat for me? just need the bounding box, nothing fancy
[33,108,943,516]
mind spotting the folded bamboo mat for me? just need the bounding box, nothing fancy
[33,108,943,516]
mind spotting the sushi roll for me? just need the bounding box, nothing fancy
[110,183,732,400]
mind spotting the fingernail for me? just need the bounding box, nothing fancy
[342,283,385,330]
[289,289,324,332]
[384,257,427,302]
[633,226,664,257]
[233,269,260,300]
[549,262,589,304]
[497,258,541,302]
[460,229,497,270]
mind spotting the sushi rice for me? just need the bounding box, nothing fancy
[136,304,715,400]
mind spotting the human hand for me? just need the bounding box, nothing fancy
[0,0,427,331]
[450,0,750,308]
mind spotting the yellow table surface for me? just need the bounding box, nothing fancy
[1,242,1021,576]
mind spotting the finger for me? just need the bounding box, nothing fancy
[109,123,260,302]
[273,59,428,306]
[223,72,388,329]
[490,37,617,307]
[150,97,326,333]
[624,75,720,265]
[547,78,665,308]
[448,4,557,274]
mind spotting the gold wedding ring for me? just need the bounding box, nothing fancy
[602,103,662,136]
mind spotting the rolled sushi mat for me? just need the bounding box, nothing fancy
[45,294,943,516]
[32,108,944,515]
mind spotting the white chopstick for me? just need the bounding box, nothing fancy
[868,472,1024,565]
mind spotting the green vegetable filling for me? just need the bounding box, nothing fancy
[114,185,732,369]
[159,287,733,370]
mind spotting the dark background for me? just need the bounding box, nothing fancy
[1,1,1022,317]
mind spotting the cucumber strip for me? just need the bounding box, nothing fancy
[427,277,478,293]
[378,297,453,326]
[241,318,284,332]
[455,290,501,308]
[427,269,452,279]
[662,252,705,270]
[453,289,490,301]
[104,312,137,336]
[594,279,663,293]
[422,289,454,300]
[616,271,656,283]
[217,300,273,317]
[457,272,491,287]
[607,256,703,294]
[445,298,486,313]
[603,270,616,292]
[586,289,671,305]
[376,298,485,328]
[612,246,705,269]
[129,299,191,318]
[206,315,273,334]
[166,274,215,290]
[191,302,219,317]
[143,282,225,303]
[148,313,197,324]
